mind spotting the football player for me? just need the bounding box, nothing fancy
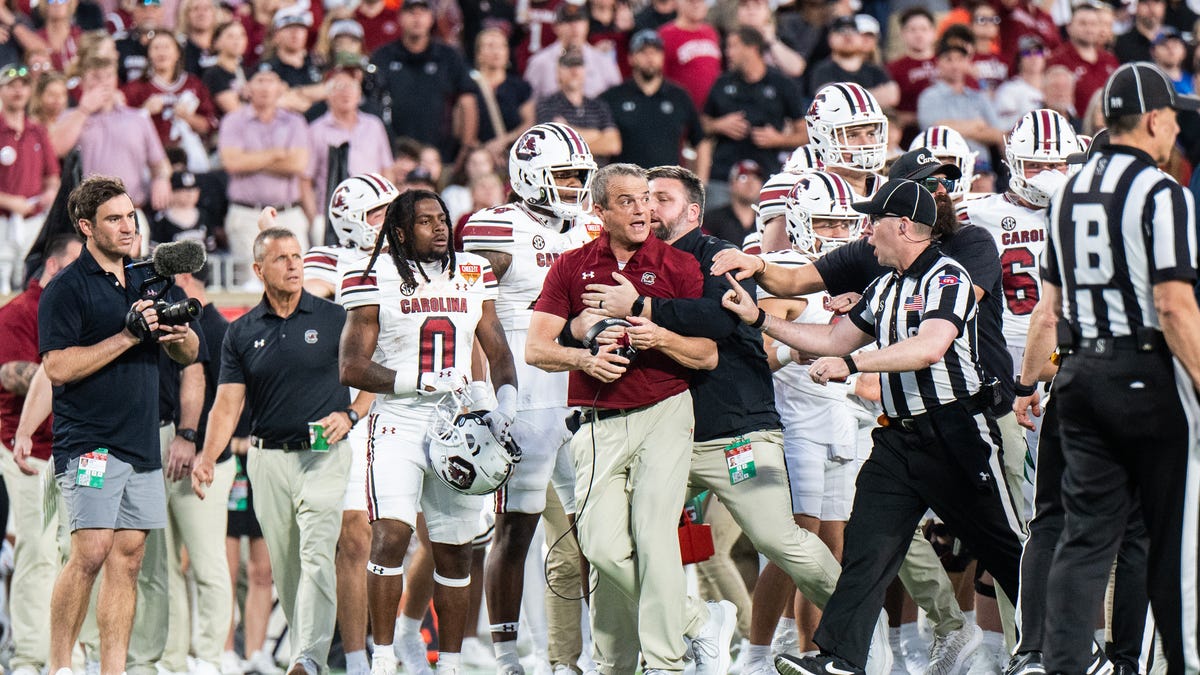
[805,82,888,200]
[338,189,519,675]
[908,126,978,202]
[298,173,400,675]
[459,122,601,675]
[745,145,824,255]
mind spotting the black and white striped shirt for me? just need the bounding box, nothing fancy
[1044,146,1198,339]
[849,246,983,418]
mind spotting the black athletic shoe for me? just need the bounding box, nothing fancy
[1004,651,1046,675]
[775,652,865,675]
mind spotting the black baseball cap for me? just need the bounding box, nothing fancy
[852,179,937,227]
[888,148,962,181]
[1066,128,1111,164]
[829,15,859,32]
[555,2,587,22]
[1102,62,1200,118]
[630,29,664,53]
[402,0,431,10]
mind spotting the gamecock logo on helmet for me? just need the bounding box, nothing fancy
[515,129,547,161]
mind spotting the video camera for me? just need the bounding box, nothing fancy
[125,240,206,341]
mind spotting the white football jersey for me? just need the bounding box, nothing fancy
[959,192,1048,352]
[340,253,498,421]
[303,245,342,292]
[461,201,600,411]
[757,249,856,448]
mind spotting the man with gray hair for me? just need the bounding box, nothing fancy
[526,163,735,674]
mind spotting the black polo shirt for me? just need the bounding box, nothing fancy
[653,228,780,442]
[39,246,162,474]
[370,39,476,161]
[600,78,703,169]
[814,225,1013,413]
[198,302,243,462]
[219,290,349,445]
[703,66,806,179]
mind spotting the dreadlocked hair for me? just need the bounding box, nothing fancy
[361,189,456,287]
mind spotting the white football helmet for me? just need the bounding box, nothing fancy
[1005,109,1082,207]
[756,171,804,235]
[782,144,825,174]
[784,170,863,257]
[806,83,889,173]
[509,122,598,220]
[425,390,522,496]
[909,126,978,199]
[328,173,400,250]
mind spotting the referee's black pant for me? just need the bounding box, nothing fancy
[813,399,1025,667]
[1046,349,1199,675]
[1015,395,1151,668]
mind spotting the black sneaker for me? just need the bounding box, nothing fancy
[775,652,865,675]
[1086,641,1115,675]
[1005,651,1046,675]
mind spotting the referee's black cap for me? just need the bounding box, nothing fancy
[852,179,937,227]
[1102,62,1200,118]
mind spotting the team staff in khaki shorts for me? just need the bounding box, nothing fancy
[31,175,199,675]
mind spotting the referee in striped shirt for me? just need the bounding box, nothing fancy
[722,179,1024,675]
[1016,62,1200,675]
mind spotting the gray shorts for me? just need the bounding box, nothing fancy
[57,453,167,531]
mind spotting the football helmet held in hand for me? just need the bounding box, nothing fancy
[426,392,522,496]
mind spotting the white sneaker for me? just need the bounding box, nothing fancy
[730,638,752,675]
[394,632,433,675]
[193,660,223,675]
[771,621,800,658]
[11,666,41,675]
[690,600,737,675]
[84,660,99,675]
[460,638,495,669]
[53,669,74,675]
[928,624,983,675]
[245,650,283,675]
[220,652,245,675]
[865,611,895,675]
[434,663,459,675]
[371,653,397,675]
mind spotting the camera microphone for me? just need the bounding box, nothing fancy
[127,240,207,276]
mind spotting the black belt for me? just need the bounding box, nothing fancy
[253,437,311,451]
[232,201,300,211]
[580,404,652,425]
[883,389,991,432]
[1068,331,1167,356]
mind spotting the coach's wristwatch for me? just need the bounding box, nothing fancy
[343,408,361,426]
[178,428,198,444]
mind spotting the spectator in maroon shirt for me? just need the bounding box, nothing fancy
[995,0,1061,68]
[888,8,938,133]
[354,0,401,54]
[239,0,276,69]
[970,3,1008,94]
[588,0,634,79]
[1046,2,1119,119]
[122,32,217,162]
[36,0,82,73]
[660,0,722,111]
[514,0,564,73]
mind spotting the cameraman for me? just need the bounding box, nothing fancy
[32,175,199,675]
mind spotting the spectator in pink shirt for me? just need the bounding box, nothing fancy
[523,2,621,102]
[301,60,393,226]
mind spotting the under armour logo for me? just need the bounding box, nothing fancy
[254,339,266,348]
[582,271,595,279]
[368,564,385,575]
[979,472,990,483]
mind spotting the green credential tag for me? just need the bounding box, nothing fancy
[76,448,109,489]
[725,436,756,485]
[229,456,249,512]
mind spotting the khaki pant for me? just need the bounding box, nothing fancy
[160,439,237,671]
[694,497,752,638]
[572,392,708,673]
[690,431,842,610]
[225,204,309,286]
[127,424,175,675]
[247,441,350,672]
[542,485,584,671]
[0,448,59,671]
[898,529,966,636]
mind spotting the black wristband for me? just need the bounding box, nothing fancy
[178,428,198,443]
[1013,378,1037,397]
[750,308,767,329]
[343,408,360,426]
[631,295,646,317]
[843,354,858,374]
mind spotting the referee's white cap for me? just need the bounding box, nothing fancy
[1102,62,1200,118]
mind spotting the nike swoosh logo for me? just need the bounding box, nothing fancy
[824,663,858,675]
